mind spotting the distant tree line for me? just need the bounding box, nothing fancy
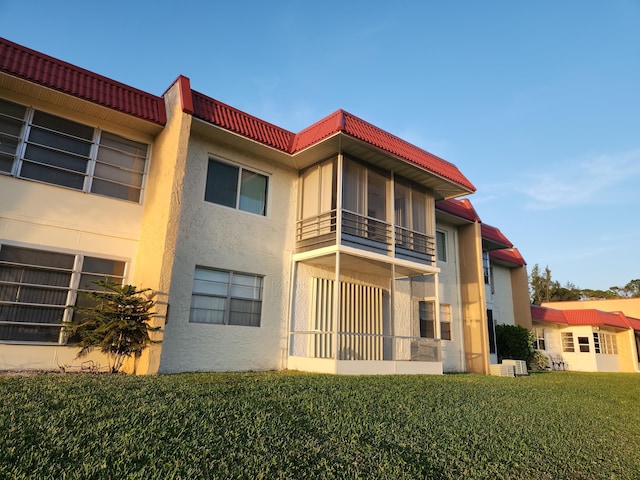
[528,264,640,305]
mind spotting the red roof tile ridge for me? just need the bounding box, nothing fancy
[530,305,568,324]
[340,111,476,192]
[0,37,166,125]
[489,247,526,267]
[191,90,295,152]
[290,109,345,152]
[481,223,514,248]
[436,198,481,222]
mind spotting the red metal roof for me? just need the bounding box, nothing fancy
[3,37,475,193]
[563,310,630,330]
[190,98,476,193]
[294,110,476,192]
[489,248,526,267]
[435,198,481,222]
[481,223,513,248]
[0,37,166,125]
[531,305,568,324]
[531,305,640,331]
[192,90,294,151]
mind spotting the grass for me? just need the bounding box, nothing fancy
[1,371,639,479]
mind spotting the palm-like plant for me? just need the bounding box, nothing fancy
[64,281,159,373]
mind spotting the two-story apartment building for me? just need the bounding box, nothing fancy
[0,37,530,375]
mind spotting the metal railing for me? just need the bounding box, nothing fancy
[296,210,435,265]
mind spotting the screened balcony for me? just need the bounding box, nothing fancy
[296,156,436,266]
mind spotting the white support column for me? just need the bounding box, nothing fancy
[332,252,341,363]
[434,271,441,339]
[390,263,396,361]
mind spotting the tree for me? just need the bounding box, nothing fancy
[64,281,159,373]
[609,279,640,298]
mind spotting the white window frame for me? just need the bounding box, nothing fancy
[190,266,264,327]
[561,332,575,353]
[439,303,451,341]
[0,97,150,203]
[435,230,447,263]
[204,157,269,216]
[535,328,546,350]
[0,242,127,344]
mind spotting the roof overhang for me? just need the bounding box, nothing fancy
[292,132,474,199]
[0,71,164,137]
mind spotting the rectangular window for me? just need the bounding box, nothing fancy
[440,304,451,341]
[190,267,263,327]
[419,301,435,339]
[561,332,575,353]
[205,159,268,215]
[0,243,125,343]
[593,332,600,354]
[0,98,148,202]
[577,336,590,353]
[535,328,546,350]
[436,231,447,262]
[487,309,496,354]
[596,332,618,355]
[483,250,491,284]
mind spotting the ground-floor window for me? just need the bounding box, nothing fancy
[0,243,125,343]
[189,267,263,327]
[419,301,435,338]
[487,309,496,354]
[594,332,618,354]
[561,332,575,352]
[535,327,546,350]
[577,336,590,352]
[440,304,451,341]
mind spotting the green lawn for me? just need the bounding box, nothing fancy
[1,371,639,479]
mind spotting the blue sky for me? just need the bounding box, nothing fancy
[2,1,639,291]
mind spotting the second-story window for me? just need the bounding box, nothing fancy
[436,230,447,262]
[0,98,148,202]
[482,250,491,284]
[205,158,268,216]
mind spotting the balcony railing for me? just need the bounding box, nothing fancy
[296,210,435,265]
[289,331,442,362]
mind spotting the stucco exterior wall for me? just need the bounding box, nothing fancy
[487,264,515,327]
[510,266,532,329]
[0,90,157,373]
[157,129,298,373]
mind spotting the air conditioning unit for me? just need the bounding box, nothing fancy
[489,363,515,377]
[502,359,528,376]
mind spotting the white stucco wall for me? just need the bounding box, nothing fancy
[535,322,625,372]
[157,131,298,373]
[487,264,515,327]
[0,175,145,371]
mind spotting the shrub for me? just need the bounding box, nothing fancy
[64,281,158,373]
[495,324,534,363]
[529,350,550,370]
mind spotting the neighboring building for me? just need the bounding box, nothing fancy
[531,305,640,373]
[0,37,530,375]
[542,298,640,320]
